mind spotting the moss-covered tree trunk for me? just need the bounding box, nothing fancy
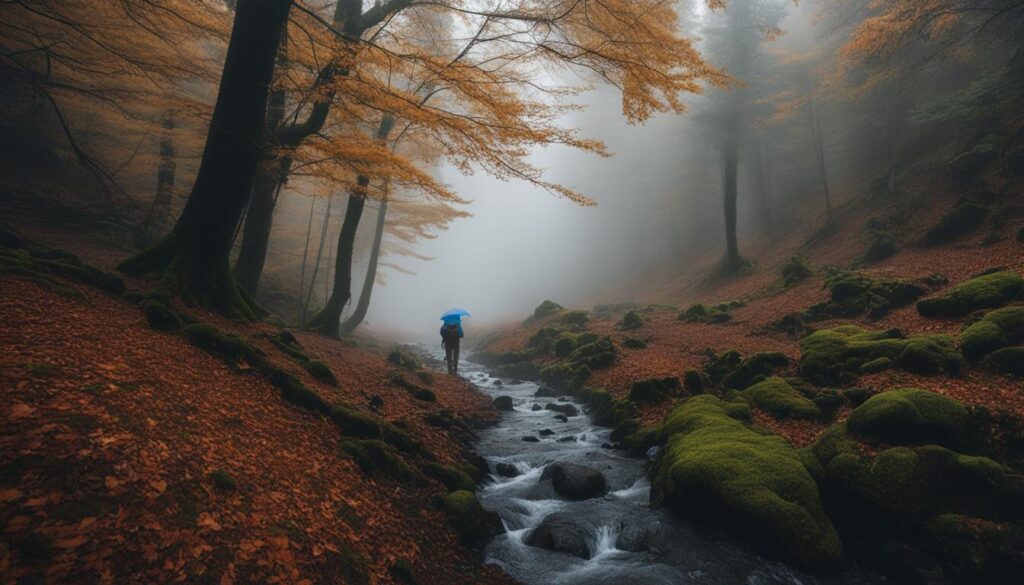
[234,157,290,293]
[118,0,290,319]
[308,114,394,337]
[340,198,387,335]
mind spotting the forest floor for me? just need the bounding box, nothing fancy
[479,182,1024,447]
[0,227,514,584]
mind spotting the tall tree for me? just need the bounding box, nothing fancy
[118,0,292,319]
[340,197,388,334]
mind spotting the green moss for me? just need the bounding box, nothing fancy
[799,326,960,385]
[182,323,266,370]
[617,310,644,330]
[990,347,1024,375]
[387,349,420,370]
[924,202,990,246]
[421,462,476,493]
[341,439,413,482]
[580,388,635,428]
[528,327,561,348]
[808,270,927,320]
[25,362,60,377]
[864,233,897,263]
[860,356,891,374]
[622,337,647,349]
[576,332,599,346]
[303,360,338,386]
[209,469,238,492]
[628,377,681,404]
[653,396,841,569]
[781,256,812,286]
[143,299,181,331]
[739,378,820,420]
[723,352,789,390]
[531,300,563,321]
[917,271,1024,317]
[442,490,496,547]
[683,370,705,395]
[961,306,1024,359]
[925,513,1013,578]
[329,406,382,440]
[568,337,616,370]
[264,367,326,412]
[562,310,589,327]
[622,424,662,455]
[553,333,579,357]
[268,334,310,363]
[846,388,972,450]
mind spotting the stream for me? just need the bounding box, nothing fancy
[450,352,890,585]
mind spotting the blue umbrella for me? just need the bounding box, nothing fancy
[441,308,471,323]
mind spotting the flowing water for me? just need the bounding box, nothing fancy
[451,354,889,585]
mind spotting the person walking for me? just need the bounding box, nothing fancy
[439,308,469,375]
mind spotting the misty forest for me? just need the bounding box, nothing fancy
[3,0,1024,583]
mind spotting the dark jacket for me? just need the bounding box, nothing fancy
[440,323,464,345]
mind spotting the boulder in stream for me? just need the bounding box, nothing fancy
[531,404,543,411]
[541,462,608,500]
[493,396,514,411]
[522,435,540,443]
[545,403,579,417]
[525,512,593,559]
[495,462,521,478]
[534,386,560,397]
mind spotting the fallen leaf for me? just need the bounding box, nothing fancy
[10,403,34,420]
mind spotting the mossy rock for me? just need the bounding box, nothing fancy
[442,490,500,548]
[824,445,1006,524]
[568,337,616,370]
[961,306,1024,360]
[917,271,1024,318]
[846,388,974,451]
[622,337,647,349]
[209,469,238,492]
[739,377,820,420]
[142,299,181,331]
[860,356,891,374]
[182,324,266,370]
[539,363,590,390]
[303,360,338,386]
[799,326,960,385]
[329,406,383,440]
[652,396,841,570]
[722,352,789,390]
[553,333,579,358]
[341,439,413,482]
[989,347,1024,376]
[531,300,563,321]
[811,270,927,320]
[924,513,1021,580]
[781,256,812,286]
[683,370,705,395]
[562,310,589,328]
[864,234,897,263]
[576,332,599,346]
[421,462,476,493]
[387,349,420,370]
[924,202,990,246]
[617,310,644,330]
[264,367,326,412]
[628,377,681,404]
[579,388,635,429]
[528,327,561,348]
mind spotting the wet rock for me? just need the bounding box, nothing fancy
[616,524,649,553]
[554,414,569,423]
[493,396,514,411]
[531,404,543,411]
[495,462,521,478]
[545,403,579,417]
[534,386,560,397]
[525,512,592,559]
[539,429,555,436]
[557,436,577,443]
[601,443,614,450]
[493,379,503,386]
[541,462,608,500]
[522,435,540,443]
[511,379,524,385]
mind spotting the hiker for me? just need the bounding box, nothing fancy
[440,319,464,375]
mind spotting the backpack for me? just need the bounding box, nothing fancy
[441,323,460,343]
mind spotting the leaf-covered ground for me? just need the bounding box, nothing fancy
[1,260,511,584]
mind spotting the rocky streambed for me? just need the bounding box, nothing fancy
[457,355,885,585]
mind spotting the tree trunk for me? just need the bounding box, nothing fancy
[137,115,176,246]
[308,114,395,337]
[809,96,834,229]
[117,0,291,319]
[302,195,333,323]
[340,198,387,334]
[722,136,742,272]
